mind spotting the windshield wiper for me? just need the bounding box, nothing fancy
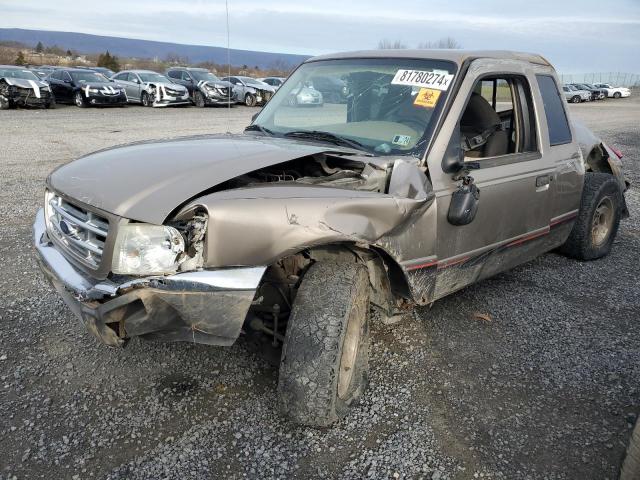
[245,124,274,135]
[283,130,368,152]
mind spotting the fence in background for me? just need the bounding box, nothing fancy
[558,72,640,87]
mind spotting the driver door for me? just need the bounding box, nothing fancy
[427,60,556,300]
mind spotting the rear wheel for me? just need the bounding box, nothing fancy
[278,261,370,427]
[559,172,623,260]
[244,93,256,107]
[194,91,205,107]
[614,91,622,99]
[74,91,86,108]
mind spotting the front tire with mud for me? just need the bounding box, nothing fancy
[559,172,623,260]
[278,261,370,427]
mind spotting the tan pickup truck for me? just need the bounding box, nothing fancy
[34,50,629,426]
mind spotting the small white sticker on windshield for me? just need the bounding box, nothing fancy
[391,70,454,91]
[392,134,411,147]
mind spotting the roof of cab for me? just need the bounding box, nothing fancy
[307,49,552,67]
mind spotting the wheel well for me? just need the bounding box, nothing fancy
[585,144,614,175]
[246,243,412,346]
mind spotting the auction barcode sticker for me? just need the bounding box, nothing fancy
[391,70,454,91]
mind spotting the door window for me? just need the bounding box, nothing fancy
[460,75,537,159]
[536,75,572,146]
[63,72,72,83]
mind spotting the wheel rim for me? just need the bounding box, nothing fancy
[591,196,615,247]
[245,94,254,107]
[142,93,149,106]
[196,93,204,106]
[75,93,83,106]
[337,295,365,399]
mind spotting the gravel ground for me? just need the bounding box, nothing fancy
[0,98,638,480]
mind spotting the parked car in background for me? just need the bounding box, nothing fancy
[570,83,606,101]
[562,84,591,103]
[0,65,55,109]
[593,83,631,98]
[166,67,236,107]
[29,65,56,80]
[221,76,275,106]
[112,70,190,107]
[74,66,116,79]
[47,68,127,107]
[258,77,286,90]
[285,80,323,106]
[308,75,348,103]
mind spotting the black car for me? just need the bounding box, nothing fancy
[47,68,127,107]
[309,75,348,103]
[165,67,236,107]
[570,83,607,101]
[0,65,55,109]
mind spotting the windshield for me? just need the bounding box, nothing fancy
[190,71,220,82]
[252,58,457,155]
[71,71,110,83]
[139,72,169,83]
[0,68,40,81]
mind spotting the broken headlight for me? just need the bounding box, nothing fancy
[112,224,184,275]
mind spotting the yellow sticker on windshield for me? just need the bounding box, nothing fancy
[414,88,440,108]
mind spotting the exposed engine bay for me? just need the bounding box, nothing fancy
[214,153,390,193]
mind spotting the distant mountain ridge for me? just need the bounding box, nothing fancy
[0,28,310,69]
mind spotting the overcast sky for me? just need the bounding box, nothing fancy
[1,0,639,72]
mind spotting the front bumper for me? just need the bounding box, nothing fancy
[33,209,266,347]
[86,93,127,106]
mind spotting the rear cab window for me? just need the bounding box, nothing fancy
[536,75,572,146]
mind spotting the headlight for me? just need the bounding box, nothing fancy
[44,189,56,231]
[112,224,185,275]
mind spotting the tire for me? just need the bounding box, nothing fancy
[0,95,10,110]
[244,93,256,107]
[278,261,370,427]
[559,172,623,260]
[194,91,205,108]
[571,95,581,103]
[621,418,640,480]
[614,92,622,99]
[74,91,86,108]
[141,92,152,107]
[45,95,56,109]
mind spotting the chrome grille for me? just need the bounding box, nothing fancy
[45,193,109,270]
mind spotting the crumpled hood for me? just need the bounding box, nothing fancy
[146,81,186,91]
[48,134,349,224]
[197,80,233,90]
[2,77,48,90]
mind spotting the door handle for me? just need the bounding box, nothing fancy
[536,175,551,187]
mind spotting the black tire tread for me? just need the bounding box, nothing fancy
[278,261,369,427]
[559,172,622,260]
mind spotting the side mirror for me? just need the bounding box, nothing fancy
[442,126,465,174]
[447,179,480,226]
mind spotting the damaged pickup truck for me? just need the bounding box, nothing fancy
[34,50,629,426]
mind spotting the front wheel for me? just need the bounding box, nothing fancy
[559,172,623,260]
[571,95,581,103]
[74,91,86,108]
[244,93,256,107]
[0,95,10,110]
[614,92,622,99]
[44,96,55,109]
[194,91,205,107]
[141,91,152,107]
[278,261,370,427]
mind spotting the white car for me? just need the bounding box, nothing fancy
[562,85,591,103]
[593,83,631,99]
